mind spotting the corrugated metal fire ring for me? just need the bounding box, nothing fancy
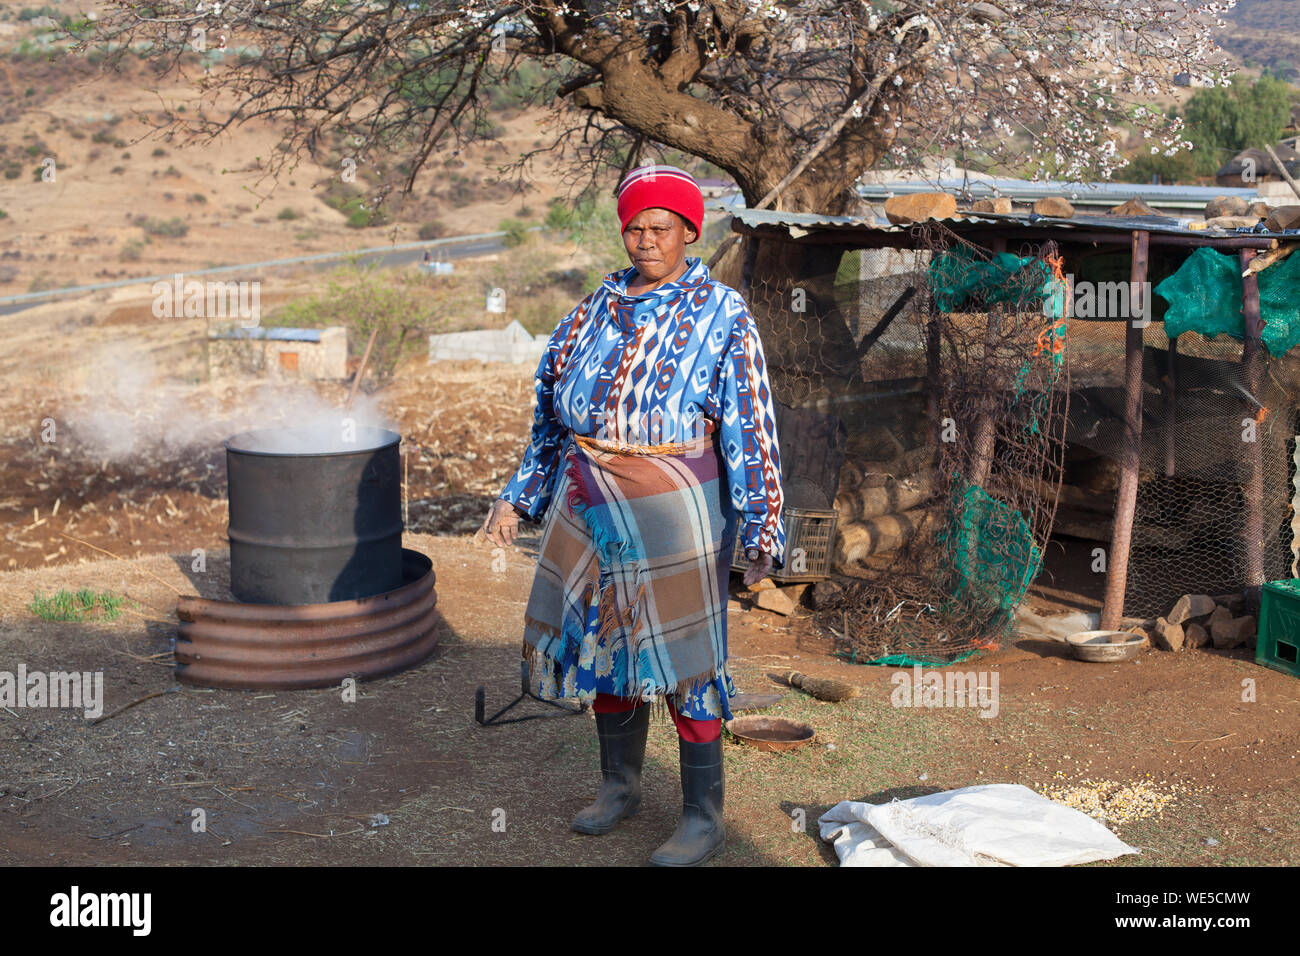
[175,548,440,690]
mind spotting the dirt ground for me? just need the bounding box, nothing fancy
[2,528,1298,867]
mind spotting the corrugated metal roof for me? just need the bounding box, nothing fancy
[707,202,1296,239]
[709,176,1259,214]
[705,204,884,229]
[854,176,1256,210]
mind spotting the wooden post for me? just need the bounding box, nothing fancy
[1263,143,1300,202]
[345,326,380,412]
[926,299,942,446]
[968,237,1007,488]
[1100,230,1149,630]
[1163,337,1178,477]
[1240,248,1266,590]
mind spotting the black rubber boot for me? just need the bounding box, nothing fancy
[571,705,650,835]
[649,736,725,866]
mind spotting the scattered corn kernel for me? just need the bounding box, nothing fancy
[1037,777,1187,827]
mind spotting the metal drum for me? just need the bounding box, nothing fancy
[225,426,404,605]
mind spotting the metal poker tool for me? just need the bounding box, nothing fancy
[474,660,587,727]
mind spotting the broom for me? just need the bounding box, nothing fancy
[769,670,860,703]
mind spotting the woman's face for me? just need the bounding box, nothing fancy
[622,207,697,285]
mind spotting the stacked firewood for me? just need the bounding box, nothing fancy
[831,443,938,574]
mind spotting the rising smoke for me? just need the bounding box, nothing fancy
[59,344,396,461]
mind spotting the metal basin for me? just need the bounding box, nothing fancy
[1067,630,1148,662]
[726,715,817,752]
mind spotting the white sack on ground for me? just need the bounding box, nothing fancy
[817,783,1138,867]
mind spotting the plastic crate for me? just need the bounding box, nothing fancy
[731,507,838,583]
[1257,578,1300,680]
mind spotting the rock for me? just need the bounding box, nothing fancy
[1109,197,1160,217]
[970,197,1013,215]
[1205,195,1250,219]
[1211,614,1255,650]
[1168,593,1217,626]
[1247,201,1272,219]
[1127,628,1152,647]
[1206,215,1260,230]
[1152,616,1184,652]
[747,577,775,592]
[1033,196,1075,218]
[754,587,795,616]
[810,578,844,610]
[1212,592,1247,616]
[1265,205,1300,232]
[726,598,747,615]
[1185,622,1209,649]
[884,192,958,225]
[1205,605,1233,636]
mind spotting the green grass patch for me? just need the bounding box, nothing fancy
[28,588,126,622]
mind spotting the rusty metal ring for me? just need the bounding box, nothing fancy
[175,549,441,690]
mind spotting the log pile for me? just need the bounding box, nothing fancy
[831,444,939,575]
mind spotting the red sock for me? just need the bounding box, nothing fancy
[592,692,642,714]
[668,698,721,743]
[593,693,721,742]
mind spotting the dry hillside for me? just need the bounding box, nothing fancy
[0,3,593,299]
[1222,0,1300,80]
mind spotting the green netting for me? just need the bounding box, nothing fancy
[834,647,985,667]
[937,476,1044,634]
[1154,246,1300,356]
[840,479,1046,668]
[927,246,1055,314]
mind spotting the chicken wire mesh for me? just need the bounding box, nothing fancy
[1061,318,1299,620]
[736,227,1070,664]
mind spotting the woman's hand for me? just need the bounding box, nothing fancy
[742,551,773,587]
[480,498,521,549]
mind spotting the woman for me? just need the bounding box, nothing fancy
[481,164,785,866]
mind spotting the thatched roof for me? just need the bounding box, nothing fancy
[1216,143,1300,183]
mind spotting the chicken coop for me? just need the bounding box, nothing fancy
[709,202,1300,663]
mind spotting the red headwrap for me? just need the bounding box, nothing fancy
[616,165,704,241]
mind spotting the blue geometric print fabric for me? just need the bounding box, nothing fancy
[500,256,786,567]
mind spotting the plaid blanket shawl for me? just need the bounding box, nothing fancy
[522,421,735,707]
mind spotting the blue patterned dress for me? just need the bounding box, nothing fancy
[500,256,786,719]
